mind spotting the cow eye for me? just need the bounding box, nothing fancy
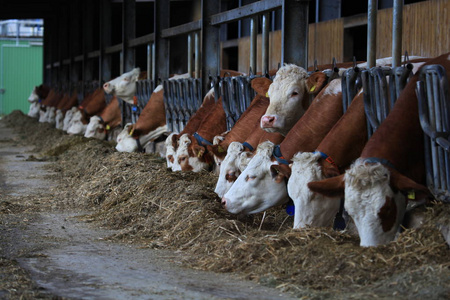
[245,175,256,182]
[291,91,299,97]
[124,77,130,82]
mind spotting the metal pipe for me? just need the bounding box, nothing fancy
[151,42,156,81]
[250,16,257,74]
[367,0,377,68]
[392,0,403,67]
[147,43,151,80]
[262,13,270,75]
[195,31,200,79]
[188,33,193,78]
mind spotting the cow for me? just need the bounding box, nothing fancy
[38,88,61,123]
[103,68,141,105]
[27,84,50,118]
[84,96,121,140]
[222,78,345,215]
[306,53,450,247]
[55,90,78,130]
[260,64,328,136]
[67,87,106,135]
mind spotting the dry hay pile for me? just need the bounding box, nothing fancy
[3,111,450,299]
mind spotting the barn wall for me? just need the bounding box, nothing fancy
[235,0,448,72]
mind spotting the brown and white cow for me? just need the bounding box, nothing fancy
[84,96,121,140]
[27,84,50,118]
[222,78,344,215]
[103,68,141,105]
[55,90,78,130]
[307,53,450,247]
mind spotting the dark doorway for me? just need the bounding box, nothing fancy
[222,47,238,71]
[343,25,367,63]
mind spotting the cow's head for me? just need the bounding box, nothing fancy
[222,141,289,214]
[28,102,40,118]
[55,109,65,130]
[46,107,56,125]
[214,142,246,198]
[103,68,140,101]
[285,152,341,229]
[28,86,39,103]
[175,134,211,172]
[85,115,106,140]
[261,64,327,136]
[63,107,77,132]
[307,159,430,247]
[115,124,138,152]
[67,110,87,135]
[164,133,179,170]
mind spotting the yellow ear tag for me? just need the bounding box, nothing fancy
[105,124,111,130]
[197,151,203,158]
[309,85,316,92]
[218,145,224,153]
[129,127,135,136]
[265,92,269,97]
[407,190,415,200]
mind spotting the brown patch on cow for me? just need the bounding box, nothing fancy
[207,144,227,160]
[270,164,291,180]
[378,196,397,232]
[225,172,238,183]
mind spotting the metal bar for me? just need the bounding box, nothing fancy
[211,0,282,25]
[147,43,151,80]
[194,31,200,79]
[151,42,156,81]
[250,16,257,74]
[201,0,220,97]
[188,33,193,77]
[262,13,270,75]
[100,0,112,83]
[128,33,155,48]
[87,50,100,59]
[392,0,403,67]
[161,20,202,38]
[367,0,377,68]
[155,0,170,80]
[122,0,136,73]
[105,44,123,54]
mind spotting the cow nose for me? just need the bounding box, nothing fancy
[221,197,227,207]
[103,82,110,90]
[261,115,276,128]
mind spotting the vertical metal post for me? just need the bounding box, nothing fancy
[83,0,95,84]
[250,16,257,74]
[392,0,403,67]
[100,0,112,83]
[122,0,136,73]
[367,0,378,68]
[201,0,220,95]
[155,0,170,80]
[188,33,193,77]
[262,13,270,75]
[151,42,156,81]
[281,0,309,68]
[147,43,152,80]
[195,31,200,79]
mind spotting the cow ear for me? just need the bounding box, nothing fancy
[306,72,327,95]
[193,145,206,158]
[171,134,179,147]
[207,145,227,159]
[307,174,345,197]
[271,164,291,179]
[390,169,431,201]
[251,77,272,97]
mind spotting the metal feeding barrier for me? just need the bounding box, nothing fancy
[163,77,203,133]
[341,65,362,113]
[361,64,413,138]
[416,64,450,202]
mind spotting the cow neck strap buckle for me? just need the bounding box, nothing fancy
[273,145,290,165]
[363,157,396,170]
[193,132,213,147]
[314,151,340,173]
[241,142,254,152]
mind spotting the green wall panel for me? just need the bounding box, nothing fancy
[0,40,43,116]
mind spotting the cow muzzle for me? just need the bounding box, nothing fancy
[261,115,276,128]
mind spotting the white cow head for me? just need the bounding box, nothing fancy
[164,133,178,170]
[63,107,77,132]
[260,64,327,136]
[85,115,106,140]
[222,141,289,214]
[103,68,140,104]
[27,87,39,103]
[28,102,40,118]
[67,110,87,135]
[215,142,245,198]
[115,123,137,152]
[55,109,64,130]
[288,152,341,228]
[46,107,56,125]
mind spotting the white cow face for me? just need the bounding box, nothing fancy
[261,64,321,136]
[222,141,289,214]
[103,68,140,103]
[67,110,87,135]
[46,107,56,124]
[175,134,209,172]
[28,102,40,118]
[344,159,407,247]
[85,116,106,140]
[215,142,245,198]
[55,109,64,130]
[38,108,47,123]
[288,152,341,229]
[116,124,137,152]
[164,133,178,170]
[27,87,39,103]
[63,107,77,132]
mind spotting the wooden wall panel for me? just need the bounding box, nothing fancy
[308,19,344,68]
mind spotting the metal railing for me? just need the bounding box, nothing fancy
[416,64,450,202]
